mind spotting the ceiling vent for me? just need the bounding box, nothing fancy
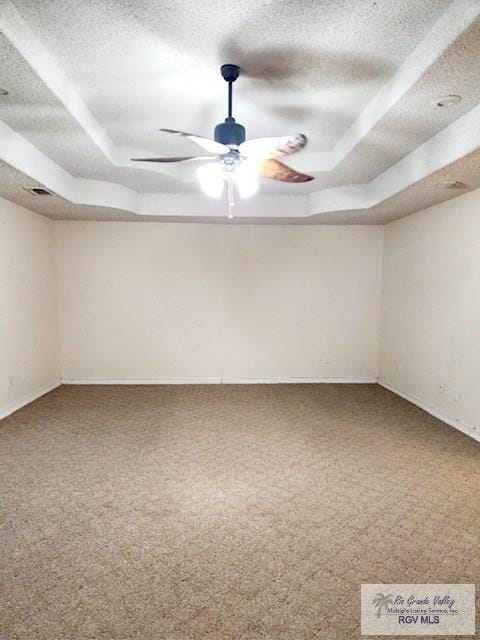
[436,95,462,107]
[436,180,468,190]
[24,187,53,196]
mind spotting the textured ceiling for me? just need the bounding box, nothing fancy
[0,0,479,223]
[6,0,446,149]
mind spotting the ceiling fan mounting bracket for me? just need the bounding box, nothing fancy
[220,64,240,83]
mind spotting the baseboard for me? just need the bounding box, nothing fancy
[62,376,378,385]
[0,379,61,421]
[221,377,378,384]
[379,380,479,443]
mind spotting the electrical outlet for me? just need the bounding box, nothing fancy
[8,375,14,387]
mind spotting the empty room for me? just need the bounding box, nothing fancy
[1,1,479,638]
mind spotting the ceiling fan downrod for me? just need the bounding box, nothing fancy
[214,64,246,146]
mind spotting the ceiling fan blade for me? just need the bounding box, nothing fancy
[159,128,229,155]
[240,133,307,160]
[258,159,314,183]
[131,155,213,163]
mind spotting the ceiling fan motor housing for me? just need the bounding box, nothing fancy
[214,118,246,146]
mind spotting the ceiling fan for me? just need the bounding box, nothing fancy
[131,64,313,210]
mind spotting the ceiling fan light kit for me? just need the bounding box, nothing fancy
[131,64,313,216]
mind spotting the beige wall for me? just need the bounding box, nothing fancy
[0,198,60,417]
[380,188,480,433]
[55,222,384,382]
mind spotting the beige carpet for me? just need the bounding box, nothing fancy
[0,384,478,640]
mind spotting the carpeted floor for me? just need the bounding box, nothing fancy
[0,384,479,640]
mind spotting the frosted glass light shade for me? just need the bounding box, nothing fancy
[197,163,224,198]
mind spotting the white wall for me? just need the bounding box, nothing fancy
[55,222,384,382]
[0,198,60,418]
[380,188,480,434]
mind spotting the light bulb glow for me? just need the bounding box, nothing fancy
[235,161,259,198]
[197,162,224,198]
[197,159,259,201]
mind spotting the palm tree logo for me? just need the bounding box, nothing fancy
[373,593,394,618]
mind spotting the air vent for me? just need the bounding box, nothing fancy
[436,95,462,108]
[24,187,53,196]
[436,180,468,190]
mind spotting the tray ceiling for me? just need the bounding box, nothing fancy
[0,0,479,223]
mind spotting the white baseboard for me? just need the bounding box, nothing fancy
[62,376,378,385]
[220,377,378,384]
[0,379,61,421]
[379,380,479,444]
[62,377,221,385]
